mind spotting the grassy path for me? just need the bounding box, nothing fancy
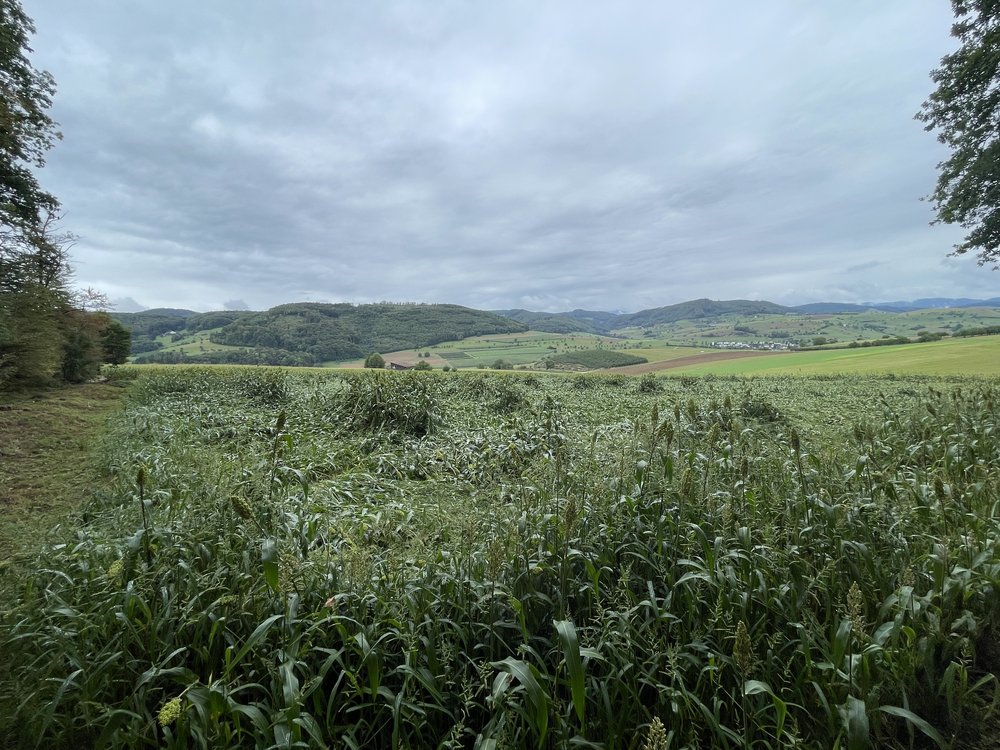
[0,383,124,565]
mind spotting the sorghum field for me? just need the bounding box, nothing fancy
[2,368,999,749]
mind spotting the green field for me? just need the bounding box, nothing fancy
[655,334,1000,376]
[3,368,1000,747]
[615,306,1000,346]
[373,331,637,369]
[547,349,647,370]
[149,327,242,356]
[368,332,709,371]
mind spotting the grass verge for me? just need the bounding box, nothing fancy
[0,383,125,566]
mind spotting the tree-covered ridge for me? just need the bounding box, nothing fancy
[491,309,601,334]
[491,301,794,334]
[620,298,792,328]
[205,302,527,362]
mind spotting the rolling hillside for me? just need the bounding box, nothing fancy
[116,303,527,365]
[113,297,1000,366]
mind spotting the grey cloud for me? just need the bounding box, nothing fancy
[25,0,997,313]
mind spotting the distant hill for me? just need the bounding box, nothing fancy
[112,296,1000,364]
[495,300,797,335]
[514,298,1000,333]
[873,297,1000,312]
[492,309,600,334]
[563,309,626,331]
[114,303,525,364]
[112,310,196,337]
[793,302,875,314]
[206,303,526,362]
[141,308,199,318]
[620,299,791,328]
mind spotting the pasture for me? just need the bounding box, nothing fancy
[633,334,1000,376]
[2,367,999,748]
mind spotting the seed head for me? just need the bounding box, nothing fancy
[158,697,182,727]
[733,620,753,675]
[641,716,669,750]
[230,494,253,520]
[106,558,124,586]
[845,581,865,634]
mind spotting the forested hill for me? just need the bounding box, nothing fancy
[492,299,792,334]
[491,309,602,334]
[117,303,526,364]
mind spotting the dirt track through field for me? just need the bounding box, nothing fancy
[604,349,779,374]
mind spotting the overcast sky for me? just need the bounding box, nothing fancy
[25,0,998,313]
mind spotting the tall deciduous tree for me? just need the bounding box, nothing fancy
[0,0,60,233]
[0,0,87,388]
[918,2,1000,266]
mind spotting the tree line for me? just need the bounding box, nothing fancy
[0,0,128,389]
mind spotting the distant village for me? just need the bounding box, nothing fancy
[706,340,800,351]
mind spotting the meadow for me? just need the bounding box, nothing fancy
[642,335,1000,377]
[367,333,701,371]
[2,368,999,748]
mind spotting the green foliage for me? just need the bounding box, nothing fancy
[492,308,601,334]
[4,372,1000,747]
[0,1,113,392]
[363,352,385,369]
[134,347,314,367]
[0,283,63,386]
[0,0,60,231]
[59,308,107,383]
[339,370,439,435]
[955,324,1000,337]
[413,359,431,370]
[917,2,1000,265]
[548,348,648,369]
[207,302,527,362]
[637,372,662,393]
[100,318,131,365]
[623,298,790,328]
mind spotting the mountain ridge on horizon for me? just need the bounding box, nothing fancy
[125,295,1000,320]
[111,296,1000,367]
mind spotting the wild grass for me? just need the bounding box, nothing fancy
[1,369,999,748]
[0,382,126,566]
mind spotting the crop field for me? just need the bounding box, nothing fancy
[2,368,999,748]
[362,333,700,371]
[640,335,1000,377]
[547,350,648,370]
[372,332,654,370]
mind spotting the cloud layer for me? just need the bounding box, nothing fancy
[26,0,997,312]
